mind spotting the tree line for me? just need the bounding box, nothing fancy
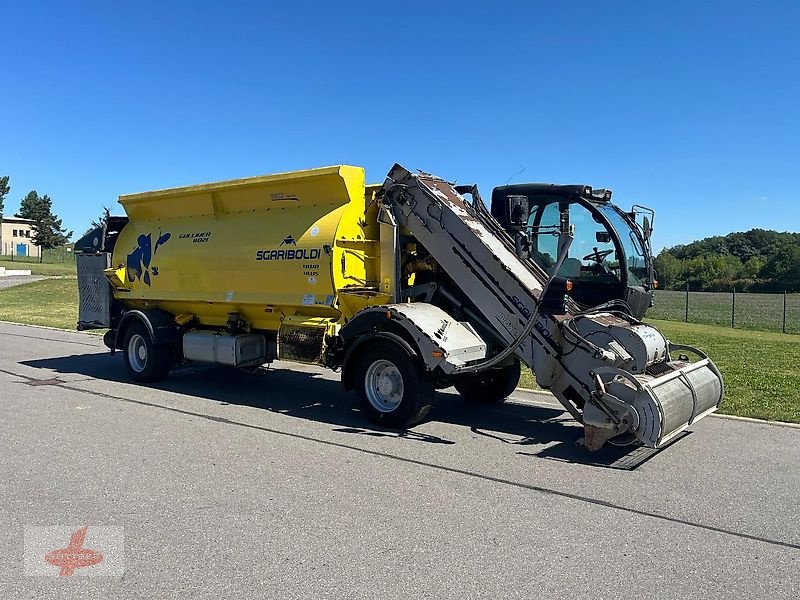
[654,229,800,292]
[0,175,72,252]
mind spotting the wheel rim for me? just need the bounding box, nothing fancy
[128,333,148,373]
[364,359,404,413]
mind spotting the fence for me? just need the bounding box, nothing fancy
[649,287,800,334]
[0,245,75,264]
[1,241,40,259]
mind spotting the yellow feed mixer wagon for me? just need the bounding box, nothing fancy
[74,164,723,450]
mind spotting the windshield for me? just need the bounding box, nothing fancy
[527,200,620,284]
[596,205,648,286]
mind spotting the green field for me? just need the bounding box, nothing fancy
[649,289,800,334]
[0,259,77,276]
[0,277,78,329]
[647,319,800,422]
[1,279,799,423]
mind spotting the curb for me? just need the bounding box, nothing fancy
[708,412,800,429]
[0,320,100,335]
[514,387,800,430]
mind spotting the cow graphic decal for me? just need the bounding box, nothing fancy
[126,231,171,286]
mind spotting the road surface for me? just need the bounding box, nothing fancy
[0,321,797,598]
[0,275,46,290]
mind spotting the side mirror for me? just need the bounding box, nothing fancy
[643,216,652,240]
[595,231,611,243]
[507,195,529,228]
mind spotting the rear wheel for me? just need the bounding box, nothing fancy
[355,342,433,427]
[454,359,521,404]
[123,321,173,383]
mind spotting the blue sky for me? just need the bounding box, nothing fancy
[2,1,798,251]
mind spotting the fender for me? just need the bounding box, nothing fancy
[340,331,418,391]
[112,309,179,354]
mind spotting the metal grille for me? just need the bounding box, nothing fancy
[278,324,325,363]
[76,253,112,329]
[646,361,674,377]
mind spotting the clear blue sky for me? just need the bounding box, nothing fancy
[2,1,798,251]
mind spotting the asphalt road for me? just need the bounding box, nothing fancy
[0,275,46,290]
[1,321,798,598]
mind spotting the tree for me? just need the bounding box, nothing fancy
[16,191,73,259]
[0,176,9,221]
[682,255,738,289]
[738,256,763,280]
[761,244,800,291]
[654,251,682,288]
[82,206,111,237]
[658,228,800,291]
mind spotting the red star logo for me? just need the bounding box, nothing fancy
[44,526,104,576]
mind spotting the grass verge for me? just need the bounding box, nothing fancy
[0,259,76,276]
[648,319,800,423]
[0,278,78,329]
[520,318,800,424]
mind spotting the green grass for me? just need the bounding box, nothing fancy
[649,319,800,423]
[0,259,76,276]
[0,277,79,329]
[520,318,800,424]
[518,367,539,391]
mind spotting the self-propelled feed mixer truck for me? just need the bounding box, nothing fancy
[75,164,723,450]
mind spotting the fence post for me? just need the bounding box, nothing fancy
[731,287,736,328]
[685,282,690,323]
[784,290,788,334]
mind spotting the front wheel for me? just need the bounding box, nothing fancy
[454,359,521,404]
[354,342,433,427]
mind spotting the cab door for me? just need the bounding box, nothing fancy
[526,198,626,309]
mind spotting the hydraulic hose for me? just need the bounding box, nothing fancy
[454,233,574,374]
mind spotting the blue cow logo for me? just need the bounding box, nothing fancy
[127,231,171,286]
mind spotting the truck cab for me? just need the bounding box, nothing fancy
[490,184,655,319]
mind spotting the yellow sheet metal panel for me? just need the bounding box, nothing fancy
[332,189,379,290]
[111,166,369,331]
[119,165,364,220]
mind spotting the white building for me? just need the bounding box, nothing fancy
[0,217,41,258]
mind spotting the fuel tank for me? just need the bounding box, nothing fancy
[108,166,383,332]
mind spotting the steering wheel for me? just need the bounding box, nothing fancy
[582,247,614,263]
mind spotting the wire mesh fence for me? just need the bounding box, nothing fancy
[650,288,800,334]
[0,245,75,264]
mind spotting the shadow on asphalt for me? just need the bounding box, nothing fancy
[20,352,663,469]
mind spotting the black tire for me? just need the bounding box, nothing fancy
[354,341,433,427]
[454,359,521,404]
[122,321,173,383]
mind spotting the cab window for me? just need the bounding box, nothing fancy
[527,201,560,270]
[528,201,620,282]
[597,205,648,286]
